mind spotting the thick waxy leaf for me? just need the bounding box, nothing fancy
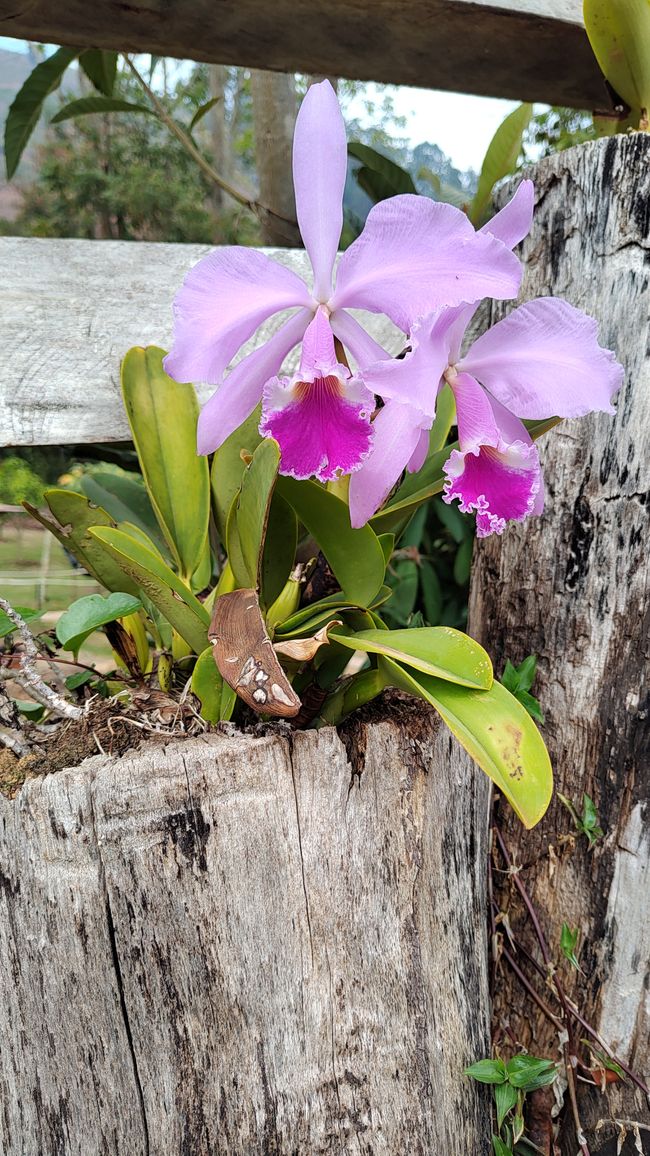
[121,347,210,583]
[495,1082,519,1131]
[584,0,650,120]
[469,103,533,225]
[380,658,553,828]
[56,592,142,654]
[79,49,118,96]
[506,1056,557,1091]
[191,646,236,723]
[0,606,41,638]
[275,587,393,638]
[261,495,298,609]
[5,47,78,179]
[465,1059,507,1084]
[90,527,210,654]
[228,439,280,594]
[51,97,157,124]
[24,489,140,597]
[330,626,492,688]
[210,407,263,540]
[277,477,386,607]
[79,470,168,557]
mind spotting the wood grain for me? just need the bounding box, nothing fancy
[0,715,491,1154]
[0,240,401,447]
[0,1,606,107]
[471,132,650,1154]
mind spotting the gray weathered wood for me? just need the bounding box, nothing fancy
[471,133,650,1154]
[0,239,400,447]
[0,1,607,107]
[0,715,491,1154]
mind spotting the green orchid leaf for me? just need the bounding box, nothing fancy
[261,494,298,609]
[233,438,281,595]
[379,657,553,828]
[210,406,263,539]
[5,46,78,179]
[16,701,46,722]
[493,1135,514,1156]
[24,489,140,597]
[275,586,393,638]
[377,533,395,567]
[51,96,158,124]
[330,626,493,689]
[464,1059,508,1085]
[0,606,41,638]
[56,592,142,655]
[78,49,118,96]
[90,527,210,655]
[79,470,168,558]
[584,0,650,121]
[121,346,210,584]
[470,102,533,225]
[191,646,236,723]
[277,477,386,606]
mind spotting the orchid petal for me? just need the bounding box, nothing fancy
[260,309,373,483]
[331,196,522,332]
[293,80,346,302]
[164,248,311,386]
[482,180,534,249]
[461,297,623,418]
[329,308,393,369]
[443,373,542,537]
[361,312,452,417]
[407,427,430,474]
[197,309,311,455]
[349,401,427,528]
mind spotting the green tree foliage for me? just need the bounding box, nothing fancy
[0,455,45,506]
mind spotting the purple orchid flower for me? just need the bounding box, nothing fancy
[349,182,624,534]
[164,80,523,482]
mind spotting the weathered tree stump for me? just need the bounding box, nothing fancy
[472,133,650,1154]
[0,705,491,1154]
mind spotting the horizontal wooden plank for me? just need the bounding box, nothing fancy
[0,237,400,446]
[0,0,607,108]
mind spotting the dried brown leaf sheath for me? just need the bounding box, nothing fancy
[209,589,301,718]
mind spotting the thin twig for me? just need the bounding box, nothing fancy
[0,729,29,757]
[125,57,299,241]
[0,598,83,722]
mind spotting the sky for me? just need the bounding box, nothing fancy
[0,37,527,173]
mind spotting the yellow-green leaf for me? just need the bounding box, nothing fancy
[210,407,263,539]
[121,346,210,583]
[90,526,209,655]
[584,0,650,120]
[191,646,236,723]
[380,657,553,828]
[469,103,533,226]
[330,626,493,689]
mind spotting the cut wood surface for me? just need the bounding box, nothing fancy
[0,239,400,447]
[0,1,606,107]
[0,709,491,1155]
[471,132,650,1154]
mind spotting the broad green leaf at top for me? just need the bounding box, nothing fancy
[121,346,210,585]
[380,657,553,828]
[469,103,533,225]
[329,626,493,689]
[584,0,650,122]
[4,47,78,179]
[277,476,386,607]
